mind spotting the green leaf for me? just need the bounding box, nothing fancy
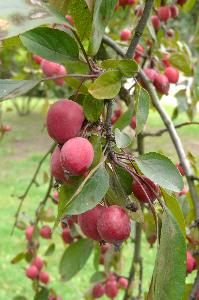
[90,271,105,283]
[169,53,192,76]
[88,0,118,55]
[88,70,122,99]
[114,165,133,195]
[34,287,49,300]
[161,189,186,237]
[68,0,92,40]
[43,243,55,256]
[147,20,157,41]
[49,0,69,15]
[182,0,196,12]
[83,94,104,122]
[13,297,27,300]
[115,128,131,148]
[101,59,138,77]
[153,209,186,300]
[0,1,58,40]
[20,28,79,64]
[11,252,25,264]
[90,135,103,168]
[0,79,40,101]
[66,166,109,215]
[135,152,183,192]
[113,104,134,130]
[135,87,150,134]
[59,239,93,281]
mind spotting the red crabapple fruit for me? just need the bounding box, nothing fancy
[32,256,44,270]
[92,283,105,298]
[130,116,137,130]
[144,68,157,83]
[157,6,171,22]
[61,228,74,244]
[105,280,119,298]
[97,205,131,243]
[51,146,65,182]
[61,137,94,175]
[170,5,179,18]
[154,73,170,94]
[32,55,43,65]
[39,271,50,284]
[186,251,196,273]
[118,277,128,289]
[47,99,84,144]
[164,67,179,84]
[151,15,161,31]
[120,29,131,41]
[40,225,52,239]
[25,225,35,241]
[132,176,159,203]
[26,265,39,279]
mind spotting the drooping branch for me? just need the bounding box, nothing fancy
[11,143,55,234]
[125,0,154,58]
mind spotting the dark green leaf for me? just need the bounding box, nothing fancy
[182,0,196,12]
[135,87,150,134]
[0,79,40,101]
[88,70,122,99]
[93,244,101,271]
[0,1,58,40]
[90,271,106,283]
[34,287,49,300]
[135,152,183,192]
[83,94,104,122]
[44,243,55,256]
[101,59,138,77]
[21,28,79,64]
[59,239,93,281]
[49,0,69,15]
[115,128,131,148]
[153,209,186,300]
[13,297,27,300]
[66,166,109,215]
[90,135,103,168]
[88,0,118,55]
[169,53,192,76]
[11,252,25,264]
[113,104,134,130]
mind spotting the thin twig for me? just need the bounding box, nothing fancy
[42,73,98,82]
[11,143,55,235]
[125,0,154,58]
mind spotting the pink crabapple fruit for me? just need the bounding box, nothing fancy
[40,225,52,239]
[132,176,159,203]
[26,265,39,280]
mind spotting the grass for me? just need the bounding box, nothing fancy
[0,99,198,300]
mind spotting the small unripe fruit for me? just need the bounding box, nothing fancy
[32,55,43,65]
[177,0,187,6]
[40,225,52,239]
[61,137,94,176]
[26,265,39,279]
[166,28,174,38]
[62,228,73,244]
[105,280,119,298]
[144,68,157,83]
[170,5,179,18]
[118,277,128,289]
[51,146,65,182]
[78,205,104,241]
[39,271,50,284]
[157,6,171,22]
[47,99,84,144]
[132,176,159,203]
[120,29,131,41]
[154,73,170,94]
[92,283,105,298]
[151,15,161,31]
[32,257,44,270]
[164,67,179,84]
[130,116,136,130]
[176,163,185,176]
[25,225,35,241]
[186,251,196,273]
[97,205,131,243]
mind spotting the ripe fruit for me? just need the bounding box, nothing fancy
[177,0,187,5]
[61,137,94,175]
[32,55,43,65]
[54,65,67,86]
[78,205,104,241]
[92,283,105,298]
[151,15,161,31]
[132,176,159,203]
[157,6,171,22]
[65,15,75,26]
[32,257,44,270]
[40,225,52,239]
[61,228,73,244]
[162,54,171,67]
[134,44,144,64]
[39,271,50,284]
[51,146,65,182]
[144,68,157,83]
[164,67,179,84]
[170,5,179,18]
[47,99,84,144]
[118,277,128,289]
[41,59,66,77]
[97,205,131,243]
[147,234,157,245]
[120,29,131,41]
[186,251,196,273]
[154,73,170,94]
[130,116,136,130]
[25,225,35,241]
[127,0,135,4]
[105,280,119,298]
[176,163,185,176]
[26,265,39,279]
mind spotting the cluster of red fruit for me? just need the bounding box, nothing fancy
[33,55,67,86]
[91,273,128,299]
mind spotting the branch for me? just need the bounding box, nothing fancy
[125,0,154,58]
[11,143,55,234]
[105,100,113,152]
[42,73,98,82]
[143,122,199,137]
